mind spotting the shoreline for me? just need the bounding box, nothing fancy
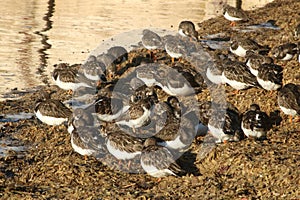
[1,0,300,199]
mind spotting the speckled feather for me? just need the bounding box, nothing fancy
[242,104,269,138]
[278,83,300,116]
[141,138,184,177]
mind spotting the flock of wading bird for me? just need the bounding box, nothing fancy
[34,4,300,177]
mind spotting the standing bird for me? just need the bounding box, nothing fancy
[140,137,185,178]
[223,4,249,26]
[141,29,164,61]
[178,21,198,41]
[242,104,270,139]
[163,35,188,63]
[277,83,300,123]
[34,91,72,126]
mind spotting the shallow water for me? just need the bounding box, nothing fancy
[0,0,273,98]
[0,139,27,157]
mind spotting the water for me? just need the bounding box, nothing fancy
[0,0,273,98]
[0,113,33,157]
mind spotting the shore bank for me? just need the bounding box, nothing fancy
[1,0,299,199]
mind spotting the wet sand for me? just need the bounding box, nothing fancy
[0,0,300,199]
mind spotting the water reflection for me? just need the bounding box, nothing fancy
[0,0,273,97]
[36,0,55,85]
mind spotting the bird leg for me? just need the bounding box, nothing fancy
[67,89,73,95]
[229,89,240,96]
[171,57,175,63]
[289,115,293,123]
[230,21,236,26]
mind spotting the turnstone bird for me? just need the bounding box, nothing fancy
[230,36,268,57]
[67,108,95,134]
[105,128,144,161]
[155,110,198,152]
[89,95,129,122]
[178,21,198,41]
[96,53,117,80]
[245,50,273,76]
[82,55,106,81]
[119,95,178,139]
[163,35,188,63]
[256,63,283,91]
[34,91,72,126]
[116,98,153,130]
[206,53,226,85]
[277,83,300,122]
[242,104,270,139]
[207,103,243,143]
[69,121,106,157]
[71,127,106,157]
[223,4,249,26]
[222,60,259,90]
[141,29,163,50]
[135,63,162,87]
[198,100,238,126]
[107,46,128,64]
[272,43,298,61]
[162,67,196,96]
[140,137,185,178]
[64,86,98,109]
[170,64,204,94]
[141,29,163,61]
[52,63,94,91]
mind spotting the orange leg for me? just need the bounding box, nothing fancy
[289,115,300,123]
[127,160,132,169]
[230,21,236,26]
[67,89,73,95]
[230,89,240,96]
[289,116,293,123]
